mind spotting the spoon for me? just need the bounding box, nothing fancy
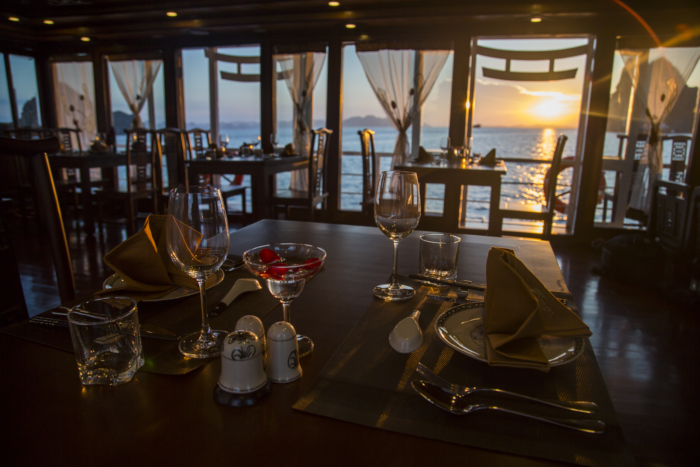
[389,310,423,354]
[210,279,262,317]
[412,380,605,434]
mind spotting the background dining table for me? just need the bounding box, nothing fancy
[395,159,507,236]
[0,220,632,465]
[186,155,308,222]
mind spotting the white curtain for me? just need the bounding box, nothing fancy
[53,61,96,149]
[276,52,326,190]
[624,47,700,215]
[356,49,449,168]
[109,59,162,129]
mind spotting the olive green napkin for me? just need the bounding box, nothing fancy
[483,247,592,371]
[96,214,218,302]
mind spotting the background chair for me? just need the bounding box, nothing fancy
[358,129,377,226]
[96,128,160,236]
[270,128,332,222]
[184,128,247,223]
[496,134,567,240]
[0,136,76,325]
[155,128,189,213]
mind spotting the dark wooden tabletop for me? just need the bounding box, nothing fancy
[1,220,576,466]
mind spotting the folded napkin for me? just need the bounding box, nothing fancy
[280,143,297,157]
[479,148,497,166]
[483,247,592,371]
[96,215,219,302]
[414,146,433,164]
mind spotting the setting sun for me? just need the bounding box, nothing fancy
[531,99,567,118]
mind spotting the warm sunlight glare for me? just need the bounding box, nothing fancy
[531,99,567,118]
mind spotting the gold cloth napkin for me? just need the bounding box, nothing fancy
[483,247,592,371]
[96,215,218,302]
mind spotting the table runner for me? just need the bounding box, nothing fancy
[294,277,635,466]
[0,267,280,375]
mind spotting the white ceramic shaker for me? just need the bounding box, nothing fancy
[235,315,266,355]
[219,330,268,394]
[266,321,302,383]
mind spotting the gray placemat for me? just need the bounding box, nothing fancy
[294,278,635,466]
[1,267,280,375]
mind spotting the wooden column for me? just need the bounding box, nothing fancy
[448,35,471,148]
[573,30,616,241]
[4,54,19,127]
[163,47,185,129]
[35,53,56,130]
[207,47,220,144]
[260,42,276,154]
[325,38,343,217]
[685,97,700,188]
[411,51,423,158]
[92,52,111,134]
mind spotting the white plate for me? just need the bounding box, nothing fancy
[435,302,584,366]
[102,269,225,302]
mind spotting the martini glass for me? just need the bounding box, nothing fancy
[243,243,326,357]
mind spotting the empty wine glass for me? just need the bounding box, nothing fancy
[251,135,261,148]
[440,136,450,151]
[167,186,230,358]
[243,243,326,357]
[270,133,279,152]
[374,171,421,301]
[219,134,229,149]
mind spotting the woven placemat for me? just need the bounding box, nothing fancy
[1,267,279,375]
[294,278,635,466]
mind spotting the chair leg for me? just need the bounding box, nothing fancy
[127,199,136,236]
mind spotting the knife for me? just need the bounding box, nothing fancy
[211,278,262,317]
[408,275,486,291]
[35,315,181,342]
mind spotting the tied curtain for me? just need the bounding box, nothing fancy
[53,61,96,150]
[276,52,327,191]
[110,60,163,129]
[623,47,700,215]
[356,49,449,168]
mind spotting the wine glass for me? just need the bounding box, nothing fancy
[439,136,450,152]
[219,134,229,149]
[251,135,261,148]
[374,171,421,301]
[166,186,230,358]
[270,133,279,152]
[243,243,326,357]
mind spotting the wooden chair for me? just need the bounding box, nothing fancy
[270,128,332,222]
[496,134,567,240]
[358,129,377,225]
[184,129,248,223]
[0,136,76,325]
[155,128,189,212]
[96,128,160,236]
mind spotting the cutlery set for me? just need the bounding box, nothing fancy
[413,363,605,434]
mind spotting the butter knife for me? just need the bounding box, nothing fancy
[408,275,486,290]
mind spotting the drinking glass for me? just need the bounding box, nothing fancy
[243,243,326,357]
[167,186,230,358]
[68,297,142,386]
[374,171,421,301]
[219,134,229,149]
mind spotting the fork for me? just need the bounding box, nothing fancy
[416,362,598,414]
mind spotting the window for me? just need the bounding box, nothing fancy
[0,54,12,129]
[9,54,42,128]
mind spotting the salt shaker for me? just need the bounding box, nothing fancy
[266,321,302,383]
[235,315,266,355]
[218,330,267,393]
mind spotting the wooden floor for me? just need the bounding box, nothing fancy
[4,213,698,467]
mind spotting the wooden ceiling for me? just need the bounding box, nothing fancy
[1,0,699,51]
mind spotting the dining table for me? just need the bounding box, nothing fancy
[395,159,507,236]
[48,151,128,235]
[186,155,308,222]
[0,220,633,466]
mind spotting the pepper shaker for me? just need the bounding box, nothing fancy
[235,315,266,355]
[218,330,267,393]
[266,321,302,383]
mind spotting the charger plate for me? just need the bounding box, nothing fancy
[435,302,584,366]
[102,269,225,302]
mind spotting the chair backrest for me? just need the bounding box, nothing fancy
[544,135,568,213]
[650,180,692,255]
[156,128,188,191]
[309,129,333,199]
[57,128,82,153]
[0,136,76,304]
[686,186,700,267]
[358,129,377,208]
[8,128,51,140]
[124,128,159,193]
[186,128,213,159]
